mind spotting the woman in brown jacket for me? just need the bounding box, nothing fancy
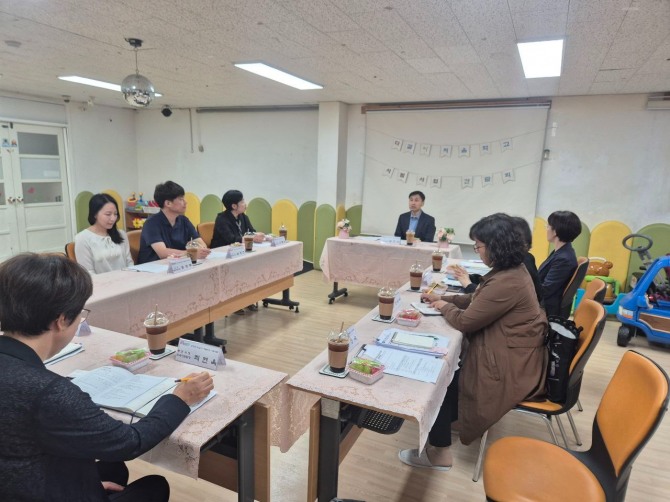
[399,213,547,471]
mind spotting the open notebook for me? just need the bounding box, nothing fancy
[71,366,215,418]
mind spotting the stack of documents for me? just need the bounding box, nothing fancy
[45,342,83,366]
[375,329,450,356]
[460,260,491,275]
[357,344,444,384]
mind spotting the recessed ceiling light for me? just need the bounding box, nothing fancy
[517,39,564,78]
[58,75,162,97]
[234,63,322,90]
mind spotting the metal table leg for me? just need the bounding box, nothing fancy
[237,407,255,502]
[262,288,300,312]
[327,282,348,304]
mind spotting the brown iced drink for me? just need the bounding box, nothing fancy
[378,287,396,320]
[406,229,415,245]
[328,338,350,373]
[279,225,288,239]
[186,247,198,264]
[243,233,254,252]
[432,252,443,272]
[409,262,423,291]
[144,310,169,355]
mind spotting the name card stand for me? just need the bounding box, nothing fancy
[175,339,225,370]
[167,257,193,274]
[422,269,434,288]
[271,236,286,247]
[345,326,359,352]
[226,246,246,259]
[392,293,402,317]
[380,236,401,245]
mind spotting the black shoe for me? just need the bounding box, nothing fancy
[204,334,226,347]
[247,304,258,312]
[234,309,245,315]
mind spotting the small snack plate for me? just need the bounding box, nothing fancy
[110,354,150,371]
[348,367,384,385]
[396,317,420,327]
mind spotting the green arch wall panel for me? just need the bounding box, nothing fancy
[200,194,223,223]
[75,191,93,233]
[247,197,272,234]
[572,221,591,259]
[346,204,362,237]
[298,201,316,263]
[314,204,336,270]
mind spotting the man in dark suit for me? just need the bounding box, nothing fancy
[394,191,436,242]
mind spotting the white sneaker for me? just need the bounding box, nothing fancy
[398,448,452,471]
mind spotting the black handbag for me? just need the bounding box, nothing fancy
[545,316,582,403]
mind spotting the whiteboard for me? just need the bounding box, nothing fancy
[361,107,549,243]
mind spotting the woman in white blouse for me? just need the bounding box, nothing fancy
[74,194,134,274]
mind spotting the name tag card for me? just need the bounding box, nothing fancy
[380,235,401,245]
[422,269,434,288]
[271,236,286,247]
[175,339,225,370]
[76,320,92,337]
[393,293,402,317]
[345,326,359,351]
[167,257,193,274]
[226,246,246,259]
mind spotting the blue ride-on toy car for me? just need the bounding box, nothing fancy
[616,234,670,347]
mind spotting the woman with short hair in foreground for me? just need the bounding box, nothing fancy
[0,253,213,501]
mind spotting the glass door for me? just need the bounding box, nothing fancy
[0,123,21,260]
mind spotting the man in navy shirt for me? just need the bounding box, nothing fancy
[138,181,224,346]
[138,181,210,264]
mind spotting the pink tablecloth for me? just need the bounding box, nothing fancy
[49,326,287,479]
[87,241,303,337]
[320,237,462,289]
[285,280,462,453]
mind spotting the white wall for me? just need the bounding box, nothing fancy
[538,94,670,231]
[135,108,318,205]
[345,94,670,235]
[67,104,138,197]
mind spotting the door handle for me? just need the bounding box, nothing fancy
[7,196,15,203]
[16,196,23,203]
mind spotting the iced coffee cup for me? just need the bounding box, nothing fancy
[144,310,169,355]
[328,330,350,373]
[409,262,423,291]
[279,224,288,239]
[406,229,415,246]
[432,251,444,272]
[243,232,254,252]
[378,287,396,320]
[186,240,199,264]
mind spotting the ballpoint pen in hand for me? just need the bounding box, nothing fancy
[174,374,212,383]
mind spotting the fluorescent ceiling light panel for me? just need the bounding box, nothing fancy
[234,63,322,90]
[58,75,162,97]
[517,39,564,78]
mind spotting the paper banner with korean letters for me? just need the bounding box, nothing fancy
[482,174,494,187]
[382,167,395,178]
[420,144,431,156]
[502,170,515,183]
[458,145,470,157]
[430,176,442,188]
[440,145,452,157]
[480,143,491,155]
[462,176,473,189]
[416,175,428,186]
[392,138,403,150]
[403,141,416,154]
[396,170,409,183]
[501,138,513,152]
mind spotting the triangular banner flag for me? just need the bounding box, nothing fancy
[461,176,473,188]
[482,174,494,187]
[430,176,442,188]
[501,138,512,152]
[382,167,395,178]
[502,170,515,183]
[392,138,403,150]
[397,170,409,182]
[416,175,428,186]
[480,143,491,155]
[420,144,431,156]
[403,141,416,154]
[440,145,452,157]
[458,145,471,157]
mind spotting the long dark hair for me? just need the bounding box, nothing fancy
[88,193,124,244]
[469,213,525,270]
